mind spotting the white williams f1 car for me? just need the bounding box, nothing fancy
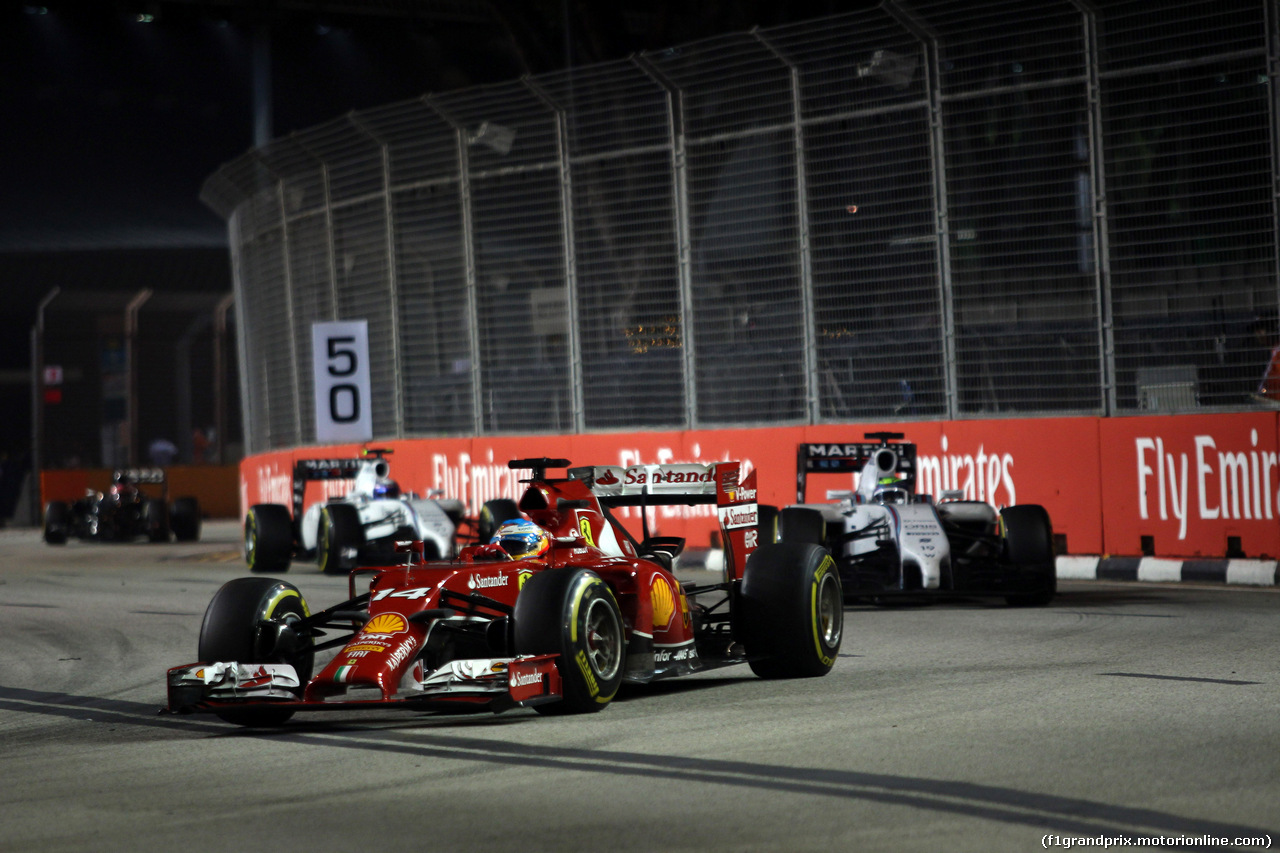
[766,433,1055,606]
[244,449,520,575]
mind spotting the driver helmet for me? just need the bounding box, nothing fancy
[490,519,551,560]
[372,478,400,498]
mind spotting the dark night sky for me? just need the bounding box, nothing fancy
[1,0,859,252]
[0,0,863,459]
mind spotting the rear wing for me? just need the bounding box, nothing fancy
[113,467,166,486]
[291,458,363,520]
[568,462,759,580]
[796,434,917,502]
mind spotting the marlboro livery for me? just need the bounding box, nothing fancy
[168,457,842,725]
[773,434,1056,605]
[243,448,521,575]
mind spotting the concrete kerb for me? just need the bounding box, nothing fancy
[684,550,1280,587]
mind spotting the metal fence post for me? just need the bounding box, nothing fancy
[885,2,957,420]
[350,114,405,438]
[1072,0,1116,415]
[753,29,819,424]
[30,287,60,519]
[635,55,696,429]
[214,293,235,465]
[1268,0,1280,334]
[273,178,302,446]
[427,96,485,436]
[124,288,153,466]
[524,77,585,433]
[227,210,256,454]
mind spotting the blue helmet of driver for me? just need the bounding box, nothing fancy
[490,519,550,560]
[373,478,400,498]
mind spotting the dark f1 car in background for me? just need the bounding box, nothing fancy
[43,468,201,544]
[243,448,521,575]
[761,433,1055,606]
[168,457,843,726]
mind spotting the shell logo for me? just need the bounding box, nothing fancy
[363,613,408,635]
[651,575,676,631]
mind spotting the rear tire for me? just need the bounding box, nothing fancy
[145,499,170,542]
[245,504,293,573]
[513,568,625,714]
[738,542,842,678]
[318,503,364,575]
[1002,505,1056,607]
[756,505,779,545]
[169,497,201,541]
[198,576,314,726]
[43,501,69,545]
[779,507,826,546]
[477,498,521,543]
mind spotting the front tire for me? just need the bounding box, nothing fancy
[198,576,314,726]
[737,542,842,679]
[245,504,293,573]
[1002,505,1056,607]
[318,503,364,575]
[513,569,625,714]
[42,499,69,545]
[43,501,70,545]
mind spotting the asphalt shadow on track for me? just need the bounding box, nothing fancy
[0,683,1266,850]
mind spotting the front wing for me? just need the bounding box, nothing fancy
[166,654,562,717]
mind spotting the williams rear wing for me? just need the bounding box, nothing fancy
[796,434,917,502]
[568,462,759,580]
[291,458,363,520]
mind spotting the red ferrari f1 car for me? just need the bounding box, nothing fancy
[167,457,843,725]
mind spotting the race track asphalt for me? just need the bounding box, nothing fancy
[0,522,1276,852]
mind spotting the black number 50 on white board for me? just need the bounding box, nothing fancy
[312,321,373,443]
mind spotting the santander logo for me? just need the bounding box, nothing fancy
[596,470,620,485]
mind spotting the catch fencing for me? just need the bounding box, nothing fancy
[201,0,1280,454]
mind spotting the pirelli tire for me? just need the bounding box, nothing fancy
[318,503,364,575]
[738,542,843,679]
[513,568,626,715]
[1001,504,1057,607]
[756,505,780,545]
[477,498,521,543]
[245,504,293,573]
[43,501,70,545]
[144,499,170,543]
[779,507,827,546]
[169,497,201,542]
[198,576,314,727]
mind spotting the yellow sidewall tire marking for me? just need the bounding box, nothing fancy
[810,555,836,668]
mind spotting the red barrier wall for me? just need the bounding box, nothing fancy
[238,413,1280,559]
[1098,412,1280,558]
